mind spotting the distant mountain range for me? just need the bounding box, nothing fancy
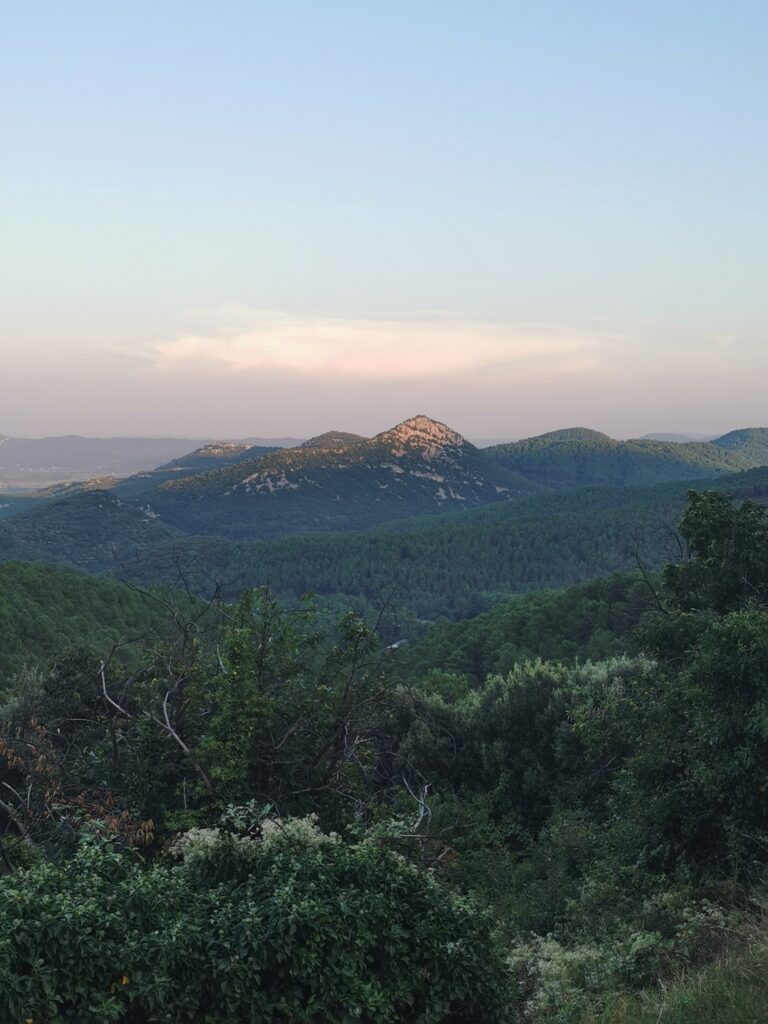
[137,419,768,539]
[0,434,303,489]
[1,411,767,627]
[2,417,768,544]
[484,427,768,488]
[636,432,715,442]
[0,435,208,488]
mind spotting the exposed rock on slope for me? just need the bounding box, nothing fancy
[147,415,537,539]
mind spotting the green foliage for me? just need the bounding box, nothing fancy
[2,484,768,1021]
[580,922,768,1024]
[190,591,388,819]
[395,573,651,685]
[0,561,199,689]
[396,660,583,846]
[664,489,768,612]
[0,591,395,846]
[571,616,768,874]
[0,490,177,571]
[0,822,512,1023]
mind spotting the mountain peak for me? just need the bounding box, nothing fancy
[536,427,613,443]
[301,431,368,450]
[376,415,468,452]
[191,441,252,458]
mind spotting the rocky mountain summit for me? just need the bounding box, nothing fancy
[375,415,467,455]
[147,415,535,539]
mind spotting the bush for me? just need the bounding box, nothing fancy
[0,820,514,1023]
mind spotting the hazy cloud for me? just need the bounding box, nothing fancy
[143,313,612,381]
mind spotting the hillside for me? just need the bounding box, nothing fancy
[0,561,200,688]
[709,426,768,462]
[117,469,768,621]
[113,480,692,623]
[6,469,767,624]
[393,572,651,684]
[7,421,765,547]
[106,443,280,497]
[0,490,178,572]
[485,426,768,488]
[144,415,539,539]
[3,486,768,1023]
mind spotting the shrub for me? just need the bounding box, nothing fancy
[0,820,513,1023]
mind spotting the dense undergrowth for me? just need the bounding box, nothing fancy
[580,914,768,1023]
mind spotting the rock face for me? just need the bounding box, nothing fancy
[187,442,253,459]
[147,415,535,539]
[375,415,467,455]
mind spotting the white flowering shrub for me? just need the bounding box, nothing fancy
[0,823,514,1022]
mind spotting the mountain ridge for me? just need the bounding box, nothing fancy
[485,425,768,488]
[143,415,536,538]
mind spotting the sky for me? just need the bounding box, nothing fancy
[1,1,767,440]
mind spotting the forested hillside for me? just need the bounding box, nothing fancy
[5,472,766,631]
[120,478,700,623]
[1,489,768,1022]
[393,572,652,685]
[486,426,768,487]
[0,562,199,688]
[3,422,766,548]
[0,473,699,619]
[0,491,178,572]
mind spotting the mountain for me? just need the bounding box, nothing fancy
[709,427,768,462]
[300,431,368,449]
[485,426,768,488]
[143,415,538,539]
[0,434,210,489]
[107,443,280,497]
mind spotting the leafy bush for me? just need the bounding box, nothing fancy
[0,820,513,1023]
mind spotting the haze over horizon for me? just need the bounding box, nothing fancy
[3,2,767,437]
[0,417,737,446]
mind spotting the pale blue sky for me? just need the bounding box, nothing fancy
[1,2,767,438]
